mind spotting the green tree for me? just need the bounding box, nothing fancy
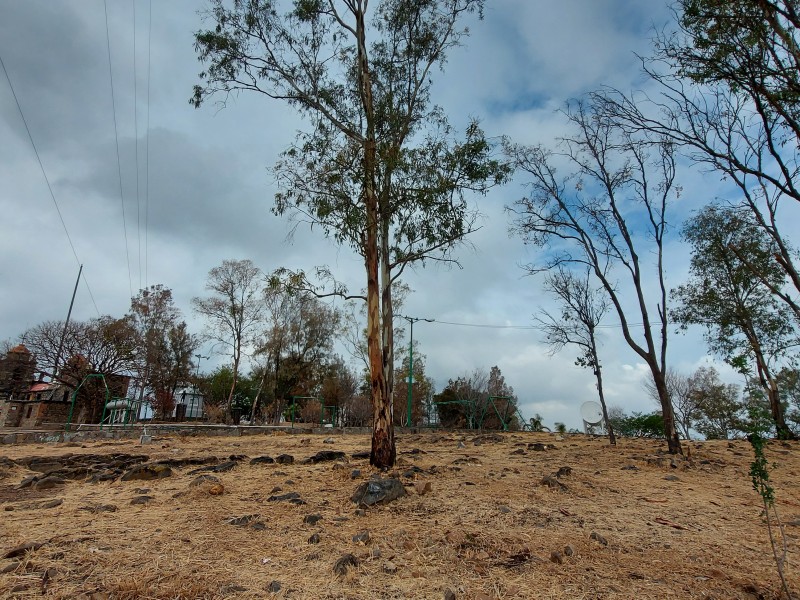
[535,267,615,444]
[192,0,509,467]
[672,205,796,439]
[506,98,683,454]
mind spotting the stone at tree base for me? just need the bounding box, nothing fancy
[351,478,407,506]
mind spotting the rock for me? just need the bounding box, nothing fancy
[267,580,281,593]
[189,461,236,474]
[219,584,247,595]
[190,475,221,487]
[443,589,456,600]
[550,550,564,564]
[130,495,154,505]
[304,450,346,464]
[457,442,466,449]
[351,451,370,459]
[120,464,173,481]
[351,469,361,479]
[308,533,321,544]
[555,466,572,478]
[351,478,407,506]
[250,456,275,465]
[352,530,370,544]
[3,542,44,559]
[371,546,382,559]
[40,499,63,509]
[564,545,575,556]
[511,448,525,455]
[621,465,639,471]
[333,553,359,576]
[529,443,548,451]
[590,532,608,546]
[354,508,366,517]
[209,484,225,496]
[275,454,294,465]
[498,505,511,514]
[33,476,66,490]
[228,514,259,526]
[0,561,20,574]
[250,522,266,531]
[323,437,335,444]
[79,504,118,513]
[304,514,323,525]
[299,438,311,446]
[664,475,680,482]
[540,475,568,491]
[268,492,305,504]
[383,561,397,574]
[414,481,432,496]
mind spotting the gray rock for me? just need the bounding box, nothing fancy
[250,456,275,465]
[333,553,359,575]
[304,450,346,464]
[352,530,370,544]
[351,478,407,506]
[33,476,66,490]
[120,464,173,481]
[590,531,608,546]
[190,475,221,487]
[130,495,155,505]
[351,469,361,479]
[268,492,305,504]
[308,533,321,544]
[304,514,322,525]
[444,589,456,600]
[3,542,44,559]
[267,580,281,593]
[275,454,294,465]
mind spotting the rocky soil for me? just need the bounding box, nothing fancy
[0,431,798,599]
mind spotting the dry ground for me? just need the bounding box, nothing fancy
[0,431,798,599]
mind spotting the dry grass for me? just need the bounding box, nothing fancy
[0,431,798,599]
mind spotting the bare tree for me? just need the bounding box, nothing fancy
[506,97,683,455]
[193,259,264,416]
[536,267,615,444]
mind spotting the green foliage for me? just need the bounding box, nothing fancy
[554,422,567,434]
[608,410,666,439]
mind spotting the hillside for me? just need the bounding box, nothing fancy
[0,431,798,599]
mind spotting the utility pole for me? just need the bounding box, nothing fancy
[399,316,433,427]
[53,264,82,382]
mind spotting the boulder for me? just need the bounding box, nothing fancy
[351,478,407,506]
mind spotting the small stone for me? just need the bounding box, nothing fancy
[354,508,366,517]
[3,542,44,559]
[268,492,304,504]
[664,475,680,482]
[40,499,63,509]
[564,545,575,556]
[371,546,382,559]
[352,530,370,544]
[457,442,466,449]
[333,553,359,575]
[590,532,608,546]
[555,466,572,478]
[351,469,361,479]
[267,580,281,593]
[250,456,275,465]
[383,561,397,573]
[209,484,225,496]
[275,454,294,464]
[443,589,456,600]
[498,505,511,514]
[304,514,323,525]
[414,481,432,496]
[308,533,321,544]
[0,561,20,574]
[130,495,154,505]
[190,474,221,487]
[540,475,568,490]
[323,437,335,444]
[550,550,564,564]
[250,522,266,531]
[120,464,173,481]
[228,514,258,526]
[621,465,638,471]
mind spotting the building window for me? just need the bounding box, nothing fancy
[26,405,33,419]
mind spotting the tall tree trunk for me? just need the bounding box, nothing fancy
[653,367,682,454]
[589,332,615,445]
[751,339,794,439]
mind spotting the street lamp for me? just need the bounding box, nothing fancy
[399,315,433,427]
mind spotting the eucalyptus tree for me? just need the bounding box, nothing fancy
[506,98,683,455]
[193,259,264,415]
[535,267,615,444]
[192,0,508,466]
[672,205,797,439]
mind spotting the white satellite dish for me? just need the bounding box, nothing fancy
[580,401,603,434]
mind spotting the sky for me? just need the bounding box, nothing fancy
[0,0,745,430]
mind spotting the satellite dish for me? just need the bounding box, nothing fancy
[580,401,603,435]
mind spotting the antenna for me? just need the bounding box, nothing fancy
[580,401,603,435]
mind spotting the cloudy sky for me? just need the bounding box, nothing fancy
[0,0,741,429]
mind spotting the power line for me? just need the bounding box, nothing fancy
[427,318,646,331]
[133,0,142,291]
[145,0,152,289]
[104,0,134,299]
[0,52,101,317]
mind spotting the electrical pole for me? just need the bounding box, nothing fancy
[53,264,82,382]
[399,316,433,427]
